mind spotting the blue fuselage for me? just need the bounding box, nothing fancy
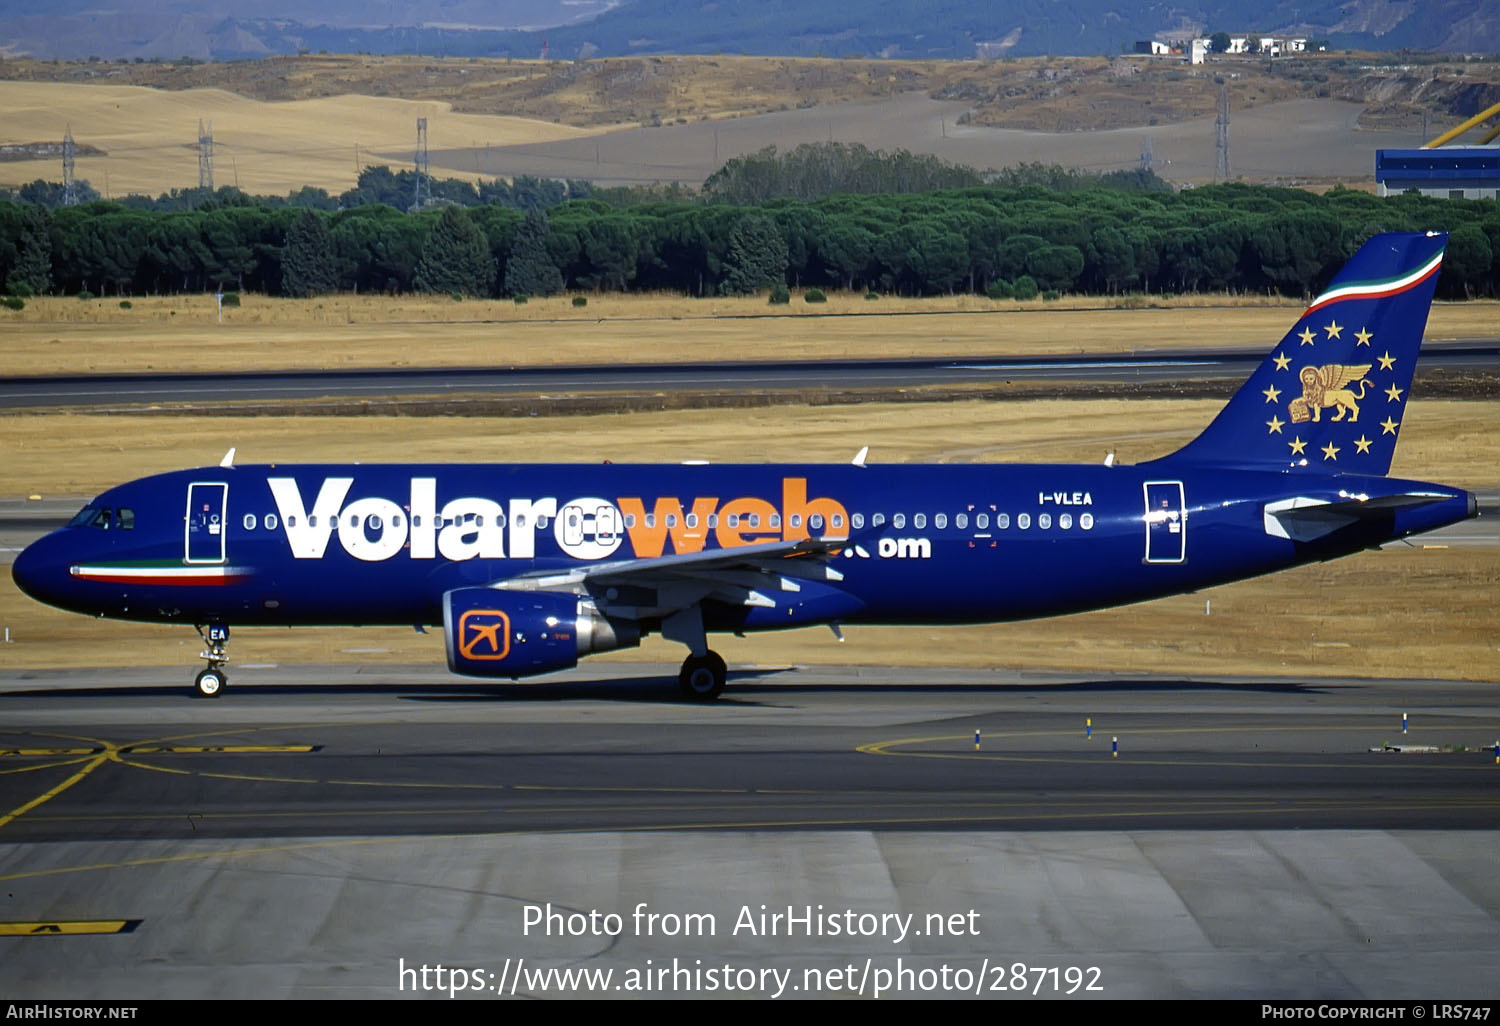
[12,463,1475,631]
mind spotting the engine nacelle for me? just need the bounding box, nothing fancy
[442,587,639,679]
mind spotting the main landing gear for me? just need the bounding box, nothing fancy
[663,605,727,701]
[193,623,230,698]
[678,651,727,701]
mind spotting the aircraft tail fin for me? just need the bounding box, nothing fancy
[1149,231,1446,477]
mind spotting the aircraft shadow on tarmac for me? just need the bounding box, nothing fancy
[0,672,1345,704]
[396,675,1346,704]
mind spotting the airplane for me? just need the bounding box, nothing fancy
[11,231,1477,700]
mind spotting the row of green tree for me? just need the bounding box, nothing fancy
[702,146,1173,204]
[3,167,595,215]
[6,145,1157,214]
[2,183,1497,300]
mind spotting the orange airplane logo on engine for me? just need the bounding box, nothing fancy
[458,609,511,660]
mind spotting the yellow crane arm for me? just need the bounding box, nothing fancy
[1423,101,1500,148]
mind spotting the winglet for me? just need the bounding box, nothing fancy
[219,448,236,468]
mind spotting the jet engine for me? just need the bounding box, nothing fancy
[442,587,639,678]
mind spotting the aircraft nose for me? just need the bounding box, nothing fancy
[11,534,65,607]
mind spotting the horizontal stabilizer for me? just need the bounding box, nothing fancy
[1264,492,1453,541]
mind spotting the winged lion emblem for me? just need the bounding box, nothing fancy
[1289,364,1373,423]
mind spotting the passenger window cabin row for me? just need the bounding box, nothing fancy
[234,509,1096,533]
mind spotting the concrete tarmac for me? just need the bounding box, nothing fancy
[1,664,1498,999]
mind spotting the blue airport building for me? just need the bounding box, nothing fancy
[1375,147,1500,199]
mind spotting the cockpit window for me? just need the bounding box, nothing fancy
[67,505,134,529]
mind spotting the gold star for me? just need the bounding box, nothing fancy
[1262,384,1282,403]
[1378,351,1396,371]
[1266,415,1285,434]
[1273,352,1291,371]
[1322,441,1340,461]
[1299,327,1316,346]
[1354,435,1372,454]
[1325,320,1343,340]
[1355,328,1373,346]
[1289,436,1307,456]
[1386,383,1403,402]
[1380,416,1399,436]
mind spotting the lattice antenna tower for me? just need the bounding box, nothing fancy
[1215,82,1230,181]
[412,117,431,211]
[1139,134,1154,175]
[62,124,78,206]
[198,119,214,190]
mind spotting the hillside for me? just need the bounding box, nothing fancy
[4,52,1498,196]
[485,0,1500,62]
[0,0,1496,61]
[0,80,594,196]
[3,52,1496,135]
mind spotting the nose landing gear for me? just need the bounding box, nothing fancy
[194,623,230,698]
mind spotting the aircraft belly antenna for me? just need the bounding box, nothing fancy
[852,446,869,468]
[219,448,236,468]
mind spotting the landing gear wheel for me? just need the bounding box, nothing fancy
[193,623,231,698]
[678,651,727,701]
[194,667,226,698]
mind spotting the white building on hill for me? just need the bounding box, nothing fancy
[1179,34,1308,62]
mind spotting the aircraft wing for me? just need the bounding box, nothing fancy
[494,535,854,621]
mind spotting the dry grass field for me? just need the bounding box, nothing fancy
[4,294,1497,377]
[0,81,594,195]
[2,398,1495,680]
